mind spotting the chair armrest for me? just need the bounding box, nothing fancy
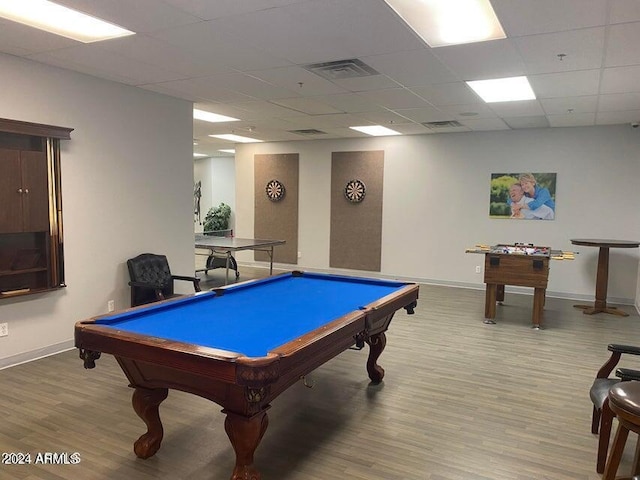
[609,344,640,356]
[594,345,640,379]
[616,368,640,381]
[128,280,166,290]
[594,344,640,379]
[171,275,201,292]
[172,274,199,282]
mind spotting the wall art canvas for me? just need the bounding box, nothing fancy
[489,172,556,220]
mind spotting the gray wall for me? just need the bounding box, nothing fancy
[0,53,193,367]
[234,127,640,305]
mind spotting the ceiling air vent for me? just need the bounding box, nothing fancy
[304,59,379,80]
[422,120,464,129]
[288,129,327,136]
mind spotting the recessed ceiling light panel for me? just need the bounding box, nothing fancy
[193,109,240,123]
[383,0,506,47]
[466,76,536,103]
[0,0,135,43]
[349,125,402,136]
[209,134,263,143]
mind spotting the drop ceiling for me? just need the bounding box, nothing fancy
[2,0,640,157]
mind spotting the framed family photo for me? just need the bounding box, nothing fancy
[489,172,557,220]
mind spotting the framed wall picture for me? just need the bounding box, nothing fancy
[489,172,557,220]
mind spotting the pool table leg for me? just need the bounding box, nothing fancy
[224,409,269,480]
[366,332,387,384]
[131,387,169,459]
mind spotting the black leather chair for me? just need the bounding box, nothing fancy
[127,253,201,307]
[590,344,640,473]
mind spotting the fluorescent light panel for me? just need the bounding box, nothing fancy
[193,109,239,123]
[466,76,536,103]
[193,153,208,158]
[383,0,505,47]
[349,125,402,136]
[209,134,263,143]
[218,149,236,154]
[0,0,134,43]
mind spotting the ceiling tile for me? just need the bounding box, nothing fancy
[93,34,235,77]
[598,93,640,112]
[605,22,640,67]
[513,27,605,75]
[143,77,255,102]
[393,106,451,123]
[609,0,640,24]
[150,19,292,72]
[249,66,347,96]
[204,73,297,100]
[228,101,309,119]
[271,97,342,115]
[503,115,550,129]
[529,70,601,98]
[390,123,432,135]
[353,110,415,125]
[161,0,308,21]
[432,39,526,80]
[409,83,482,106]
[308,93,387,114]
[488,100,545,117]
[357,88,432,110]
[600,65,640,94]
[547,112,596,127]
[211,0,423,65]
[285,113,364,128]
[437,103,499,120]
[461,118,510,131]
[540,95,598,114]
[492,0,608,36]
[28,46,185,85]
[361,49,458,87]
[596,109,640,124]
[330,75,402,93]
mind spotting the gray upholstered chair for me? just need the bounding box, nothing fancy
[127,253,201,307]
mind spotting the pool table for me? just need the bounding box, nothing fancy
[75,271,418,480]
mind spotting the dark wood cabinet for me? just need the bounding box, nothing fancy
[0,148,49,233]
[0,119,72,299]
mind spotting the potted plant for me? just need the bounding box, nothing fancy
[203,203,232,235]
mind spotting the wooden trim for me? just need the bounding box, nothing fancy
[0,118,73,139]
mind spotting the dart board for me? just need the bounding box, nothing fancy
[265,179,285,201]
[344,179,366,203]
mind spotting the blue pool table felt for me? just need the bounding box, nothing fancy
[97,273,407,357]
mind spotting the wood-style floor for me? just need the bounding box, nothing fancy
[2,265,640,480]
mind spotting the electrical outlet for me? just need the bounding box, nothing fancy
[297,251,302,258]
[0,323,8,337]
[107,300,115,312]
[475,266,481,274]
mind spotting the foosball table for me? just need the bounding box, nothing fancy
[466,243,575,329]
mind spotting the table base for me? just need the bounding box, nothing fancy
[573,304,629,317]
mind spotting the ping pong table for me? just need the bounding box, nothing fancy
[195,234,286,284]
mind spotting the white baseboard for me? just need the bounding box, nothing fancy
[0,340,75,370]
